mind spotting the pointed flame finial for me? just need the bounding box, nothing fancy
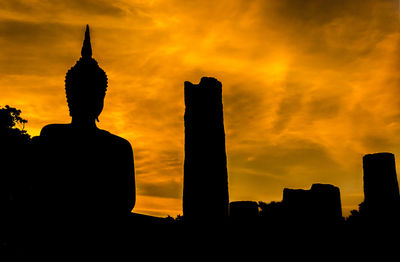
[81,24,92,59]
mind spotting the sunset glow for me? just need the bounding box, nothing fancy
[1,0,400,217]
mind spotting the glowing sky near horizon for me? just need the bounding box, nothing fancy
[1,0,400,217]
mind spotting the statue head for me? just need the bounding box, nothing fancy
[65,25,108,122]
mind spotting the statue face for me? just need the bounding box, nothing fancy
[67,89,104,121]
[65,65,107,121]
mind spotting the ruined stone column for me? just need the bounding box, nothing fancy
[183,77,229,224]
[282,184,342,226]
[363,153,400,215]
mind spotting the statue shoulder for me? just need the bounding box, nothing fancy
[40,124,71,137]
[98,129,133,150]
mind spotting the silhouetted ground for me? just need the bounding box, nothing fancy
[2,93,400,258]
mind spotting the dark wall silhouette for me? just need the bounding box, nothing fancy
[282,183,342,226]
[362,153,400,213]
[258,201,286,226]
[354,152,400,226]
[229,201,259,224]
[183,77,229,223]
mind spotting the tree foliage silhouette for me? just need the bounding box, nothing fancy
[0,105,30,143]
[0,105,32,258]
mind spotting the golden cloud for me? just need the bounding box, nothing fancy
[1,0,400,217]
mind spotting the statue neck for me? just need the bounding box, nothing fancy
[71,117,97,130]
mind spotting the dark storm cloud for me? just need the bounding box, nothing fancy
[0,19,79,47]
[305,94,342,119]
[362,134,394,150]
[272,81,305,132]
[60,0,125,16]
[259,0,398,68]
[138,179,182,199]
[232,138,338,178]
[0,0,125,17]
[271,0,395,26]
[0,0,35,12]
[223,79,266,140]
[0,20,79,74]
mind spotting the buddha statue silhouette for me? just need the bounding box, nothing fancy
[36,25,135,223]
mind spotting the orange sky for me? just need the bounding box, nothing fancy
[1,0,400,217]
